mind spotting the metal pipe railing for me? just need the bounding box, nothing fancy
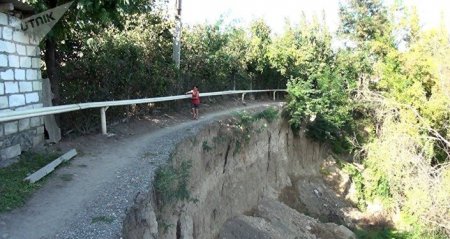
[0,89,286,134]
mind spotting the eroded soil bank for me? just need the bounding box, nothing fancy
[122,107,359,239]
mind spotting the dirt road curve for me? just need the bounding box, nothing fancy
[0,101,282,239]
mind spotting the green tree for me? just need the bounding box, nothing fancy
[339,0,390,42]
[280,16,355,152]
[25,0,154,105]
[245,19,276,89]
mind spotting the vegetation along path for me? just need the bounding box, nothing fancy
[0,101,281,239]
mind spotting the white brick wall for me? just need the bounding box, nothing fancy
[18,118,30,132]
[20,56,31,68]
[0,40,15,53]
[5,41,15,54]
[19,82,33,92]
[13,31,29,44]
[32,81,42,91]
[0,13,7,25]
[25,92,39,103]
[0,54,7,67]
[2,27,12,40]
[0,145,21,159]
[4,81,18,93]
[32,103,43,109]
[9,94,25,107]
[15,104,33,111]
[29,37,39,46]
[36,126,44,134]
[15,69,25,80]
[0,96,8,108]
[32,58,40,68]
[30,117,42,127]
[26,46,38,56]
[0,69,14,80]
[0,40,5,52]
[26,69,37,80]
[1,12,45,161]
[4,121,18,135]
[8,55,19,67]
[16,44,26,55]
[6,42,16,53]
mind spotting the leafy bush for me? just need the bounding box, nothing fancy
[254,107,279,123]
[154,160,192,206]
[340,161,367,210]
[202,141,213,152]
[285,69,355,153]
[59,14,177,133]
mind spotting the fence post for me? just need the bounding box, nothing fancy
[100,107,109,135]
[273,91,277,101]
[241,93,246,103]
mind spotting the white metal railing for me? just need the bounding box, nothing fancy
[0,89,286,135]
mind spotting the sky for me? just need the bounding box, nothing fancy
[171,0,450,34]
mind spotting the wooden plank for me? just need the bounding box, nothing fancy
[25,149,77,183]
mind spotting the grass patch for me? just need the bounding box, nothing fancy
[154,160,192,206]
[233,107,279,143]
[355,227,415,239]
[236,107,279,128]
[91,215,115,224]
[254,107,279,123]
[202,141,212,152]
[0,152,60,212]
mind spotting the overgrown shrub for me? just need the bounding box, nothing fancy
[285,70,355,153]
[59,14,177,133]
[254,107,279,123]
[154,160,192,206]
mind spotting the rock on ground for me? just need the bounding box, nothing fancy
[219,199,356,239]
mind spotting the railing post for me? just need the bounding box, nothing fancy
[241,93,246,103]
[100,107,109,135]
[273,91,277,101]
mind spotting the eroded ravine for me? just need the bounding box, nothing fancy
[122,107,358,239]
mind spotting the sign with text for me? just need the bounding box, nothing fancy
[11,1,73,43]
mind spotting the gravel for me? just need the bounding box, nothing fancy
[55,126,196,239]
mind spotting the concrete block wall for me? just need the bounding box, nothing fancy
[0,12,44,165]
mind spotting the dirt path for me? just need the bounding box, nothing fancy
[0,101,282,239]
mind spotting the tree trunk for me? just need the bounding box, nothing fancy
[44,36,60,106]
[231,70,236,90]
[43,0,59,107]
